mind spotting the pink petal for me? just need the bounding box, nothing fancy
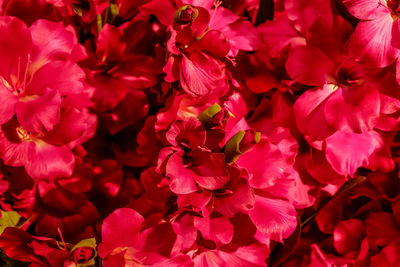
[0,125,34,167]
[25,142,75,180]
[343,0,390,20]
[194,216,234,245]
[223,20,260,56]
[208,6,239,30]
[325,131,383,177]
[293,84,336,148]
[0,85,18,125]
[249,196,297,243]
[214,177,255,217]
[194,248,268,267]
[113,55,161,89]
[29,20,81,66]
[28,60,85,96]
[324,85,380,133]
[236,140,290,189]
[348,17,399,67]
[98,208,144,258]
[309,244,354,267]
[16,89,61,133]
[267,168,314,209]
[180,51,227,97]
[43,107,96,147]
[165,151,198,194]
[257,14,305,58]
[172,214,197,251]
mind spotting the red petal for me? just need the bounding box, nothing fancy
[192,30,230,58]
[370,240,400,267]
[286,45,335,86]
[366,212,400,247]
[88,73,127,112]
[189,149,229,190]
[333,219,365,255]
[166,117,206,147]
[96,24,126,63]
[0,16,32,76]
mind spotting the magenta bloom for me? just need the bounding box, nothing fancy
[0,16,95,180]
[344,0,400,67]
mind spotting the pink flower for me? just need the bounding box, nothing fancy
[98,208,192,266]
[344,0,400,67]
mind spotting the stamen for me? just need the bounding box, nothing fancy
[16,56,21,88]
[22,54,32,93]
[57,227,67,250]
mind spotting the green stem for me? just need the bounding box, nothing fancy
[96,14,103,33]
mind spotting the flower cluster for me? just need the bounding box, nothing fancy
[0,0,399,266]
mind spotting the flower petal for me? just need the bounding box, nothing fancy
[16,88,61,133]
[249,196,297,243]
[325,131,383,177]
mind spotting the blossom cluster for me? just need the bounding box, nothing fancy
[0,0,399,266]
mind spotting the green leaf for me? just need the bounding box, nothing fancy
[0,211,21,235]
[224,130,261,163]
[198,103,222,124]
[224,130,246,163]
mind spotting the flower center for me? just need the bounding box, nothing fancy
[16,126,43,142]
[1,55,33,96]
[16,127,33,141]
[388,0,400,17]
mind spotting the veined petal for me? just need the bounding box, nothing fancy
[249,196,297,243]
